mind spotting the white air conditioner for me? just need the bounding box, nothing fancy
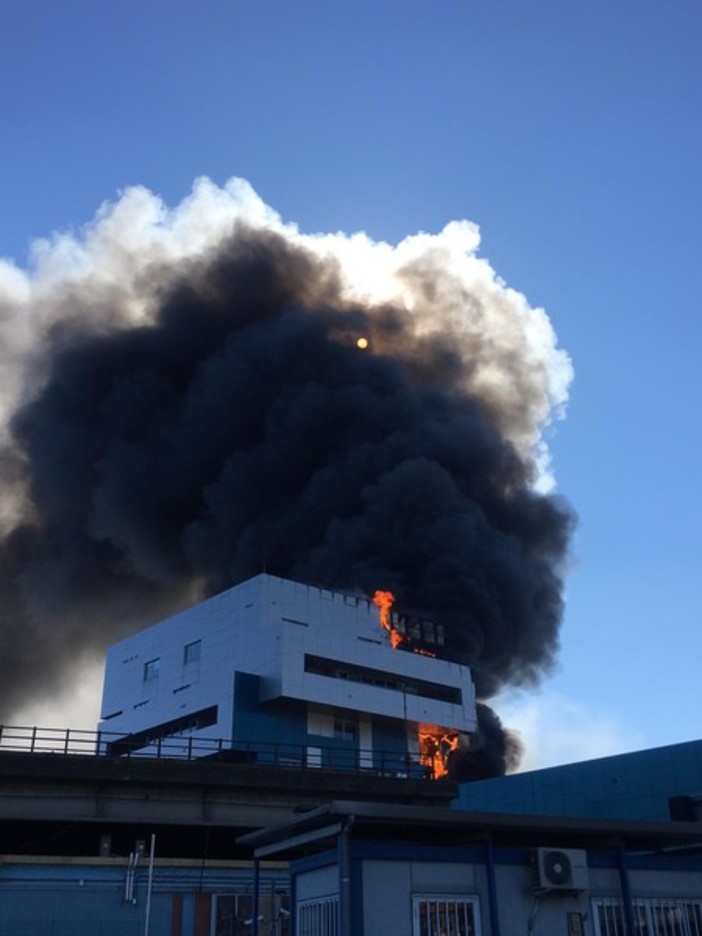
[534,848,589,892]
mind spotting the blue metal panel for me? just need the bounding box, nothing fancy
[233,671,307,751]
[453,739,702,820]
[0,861,290,935]
[371,717,411,774]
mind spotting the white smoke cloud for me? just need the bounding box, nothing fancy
[1,175,572,486]
[497,688,647,772]
[11,660,104,734]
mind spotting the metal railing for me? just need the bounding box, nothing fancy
[0,724,434,780]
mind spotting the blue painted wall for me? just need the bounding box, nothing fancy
[232,671,308,762]
[0,859,287,935]
[453,739,702,820]
[372,717,415,775]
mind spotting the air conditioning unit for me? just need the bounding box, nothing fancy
[534,848,589,892]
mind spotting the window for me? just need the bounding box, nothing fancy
[213,890,290,936]
[297,896,338,936]
[391,613,445,647]
[412,895,482,936]
[304,654,462,705]
[143,658,160,681]
[183,639,201,665]
[592,897,702,936]
[333,718,357,742]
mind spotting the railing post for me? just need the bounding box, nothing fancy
[31,726,37,754]
[188,736,193,760]
[64,729,70,754]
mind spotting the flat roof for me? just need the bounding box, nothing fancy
[239,799,702,858]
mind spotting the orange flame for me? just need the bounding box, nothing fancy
[372,589,406,648]
[372,589,457,779]
[418,726,460,779]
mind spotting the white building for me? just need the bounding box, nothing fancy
[99,573,477,775]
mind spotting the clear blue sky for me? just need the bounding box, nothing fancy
[2,1,700,766]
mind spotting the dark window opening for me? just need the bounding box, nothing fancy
[183,639,201,665]
[106,705,218,756]
[101,710,123,721]
[391,612,445,647]
[304,654,461,705]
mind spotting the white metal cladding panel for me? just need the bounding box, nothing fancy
[362,860,414,935]
[262,621,476,730]
[409,862,478,892]
[99,574,280,738]
[294,865,340,903]
[627,868,702,900]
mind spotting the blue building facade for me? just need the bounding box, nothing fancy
[0,856,289,935]
[453,739,702,820]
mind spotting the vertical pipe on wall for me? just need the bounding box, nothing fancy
[616,846,636,936]
[143,833,156,936]
[483,836,501,936]
[252,858,260,936]
[125,853,135,903]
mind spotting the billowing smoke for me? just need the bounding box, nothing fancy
[0,178,574,773]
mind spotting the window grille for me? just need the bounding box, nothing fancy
[297,895,339,936]
[212,890,289,936]
[592,897,702,936]
[412,895,482,936]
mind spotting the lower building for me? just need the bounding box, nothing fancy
[241,800,702,936]
[0,736,701,935]
[0,856,289,936]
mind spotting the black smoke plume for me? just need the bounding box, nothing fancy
[0,179,574,774]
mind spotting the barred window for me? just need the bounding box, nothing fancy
[592,897,702,936]
[213,890,289,936]
[297,895,339,936]
[412,895,482,936]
